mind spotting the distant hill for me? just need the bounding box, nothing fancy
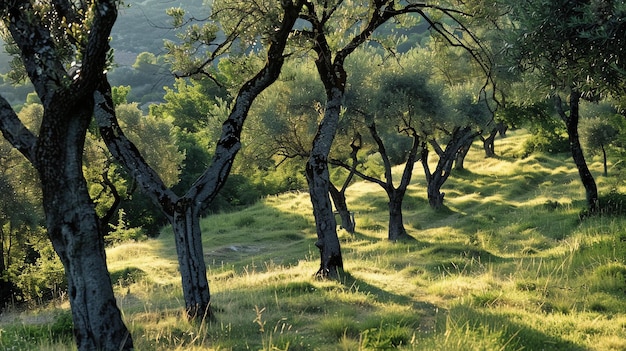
[0,0,208,105]
[0,0,208,73]
[111,0,209,66]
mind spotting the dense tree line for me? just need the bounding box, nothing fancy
[0,0,624,350]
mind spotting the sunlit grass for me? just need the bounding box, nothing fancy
[4,129,626,350]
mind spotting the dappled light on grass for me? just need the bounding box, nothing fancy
[6,129,626,350]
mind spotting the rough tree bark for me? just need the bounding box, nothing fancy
[555,91,598,211]
[306,85,345,277]
[0,1,133,349]
[95,0,305,319]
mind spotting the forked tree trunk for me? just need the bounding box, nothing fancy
[94,0,304,319]
[423,127,477,209]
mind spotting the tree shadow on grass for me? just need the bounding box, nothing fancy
[440,304,588,351]
[337,271,439,314]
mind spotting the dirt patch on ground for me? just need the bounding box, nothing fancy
[205,245,264,263]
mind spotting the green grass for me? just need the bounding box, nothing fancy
[3,129,626,350]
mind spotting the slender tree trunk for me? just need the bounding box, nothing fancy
[171,202,211,320]
[557,92,598,210]
[329,184,355,234]
[0,227,11,309]
[601,143,608,176]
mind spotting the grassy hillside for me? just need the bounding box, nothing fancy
[3,129,626,350]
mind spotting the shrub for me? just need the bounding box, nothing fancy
[521,129,569,157]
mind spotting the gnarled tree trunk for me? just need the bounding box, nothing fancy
[38,100,133,351]
[0,1,133,349]
[306,87,344,278]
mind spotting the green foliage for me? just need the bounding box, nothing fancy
[105,209,146,246]
[521,129,569,157]
[510,0,626,96]
[118,102,184,187]
[107,52,174,104]
[111,85,131,106]
[15,243,66,304]
[580,117,619,154]
[150,78,228,133]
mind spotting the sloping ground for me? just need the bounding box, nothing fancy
[3,129,626,350]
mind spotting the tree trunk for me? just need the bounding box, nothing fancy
[0,1,133,348]
[557,92,598,210]
[497,122,508,137]
[481,127,497,158]
[329,183,355,234]
[454,142,471,170]
[171,202,211,320]
[37,105,132,351]
[423,127,477,209]
[427,183,446,209]
[387,190,410,241]
[0,228,12,309]
[601,143,608,177]
[306,89,344,278]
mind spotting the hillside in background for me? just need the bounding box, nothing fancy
[3,129,626,350]
[0,0,206,105]
[111,0,208,65]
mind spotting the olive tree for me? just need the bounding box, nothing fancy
[510,0,626,211]
[94,0,305,320]
[0,1,133,349]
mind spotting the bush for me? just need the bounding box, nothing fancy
[15,244,66,304]
[521,129,569,157]
[106,208,146,246]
